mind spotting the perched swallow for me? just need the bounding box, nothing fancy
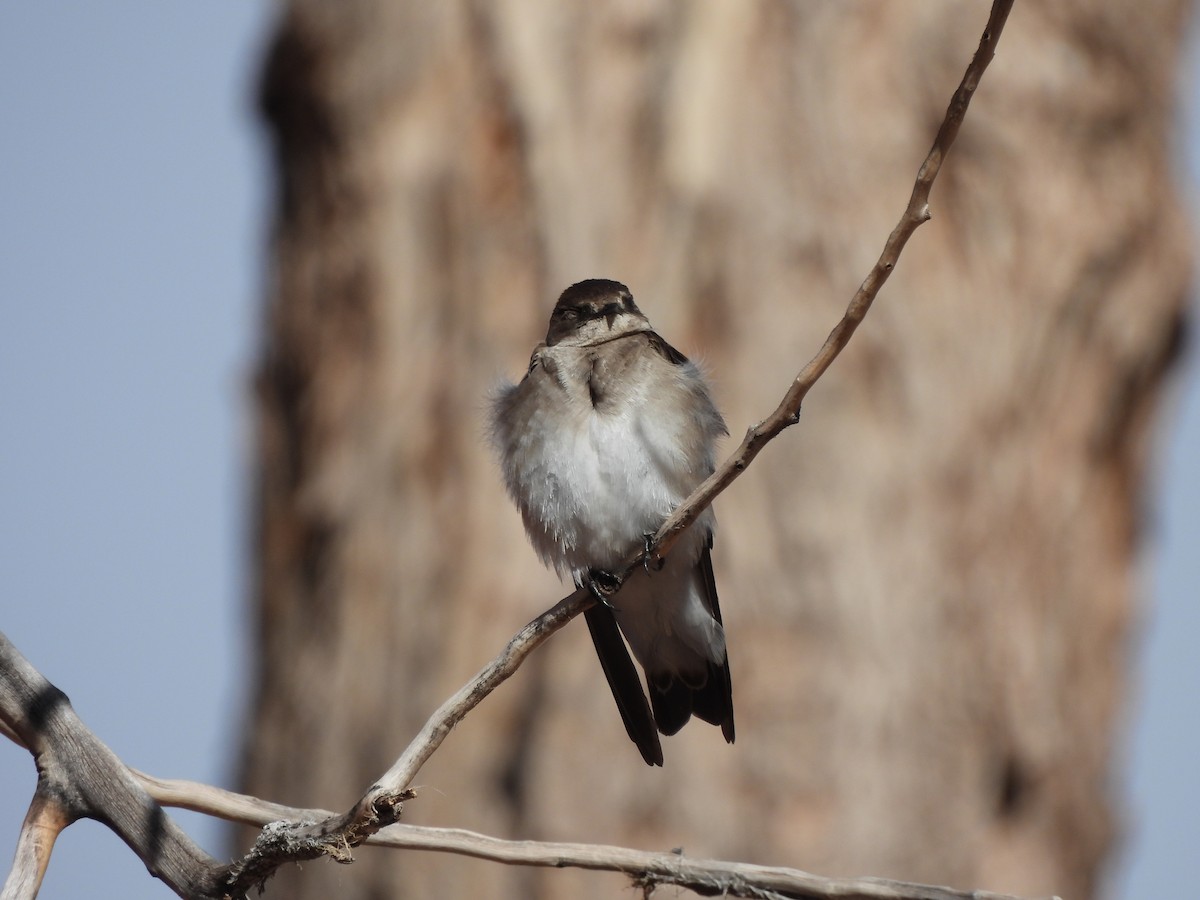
[490,278,733,765]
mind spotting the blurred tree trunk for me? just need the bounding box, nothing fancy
[237,2,1192,899]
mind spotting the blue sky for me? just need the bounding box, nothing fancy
[0,4,1195,898]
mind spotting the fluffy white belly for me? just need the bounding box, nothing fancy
[492,335,722,582]
[530,406,685,573]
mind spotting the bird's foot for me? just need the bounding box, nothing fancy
[642,533,665,574]
[586,568,622,608]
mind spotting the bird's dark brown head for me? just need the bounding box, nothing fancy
[545,279,647,346]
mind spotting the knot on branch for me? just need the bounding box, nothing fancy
[357,787,413,832]
[634,866,751,899]
[219,789,415,897]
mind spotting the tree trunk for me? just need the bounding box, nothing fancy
[237,3,1193,899]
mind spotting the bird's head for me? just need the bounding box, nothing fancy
[545,279,651,347]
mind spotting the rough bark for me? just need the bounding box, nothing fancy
[237,3,1193,899]
[0,634,223,900]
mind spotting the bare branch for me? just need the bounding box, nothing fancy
[0,632,226,899]
[377,826,1056,900]
[136,773,1059,900]
[135,771,311,825]
[0,789,69,900]
[376,587,592,790]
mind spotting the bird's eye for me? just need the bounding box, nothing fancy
[558,308,579,321]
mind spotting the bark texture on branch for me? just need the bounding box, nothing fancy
[239,3,1193,899]
[0,634,222,900]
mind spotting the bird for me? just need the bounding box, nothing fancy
[489,278,734,766]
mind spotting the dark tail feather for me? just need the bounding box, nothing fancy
[649,659,735,743]
[695,540,735,742]
[690,660,735,743]
[648,676,692,736]
[584,604,663,766]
